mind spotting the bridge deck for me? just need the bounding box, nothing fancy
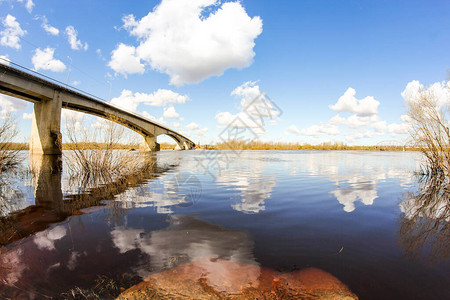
[0,63,195,148]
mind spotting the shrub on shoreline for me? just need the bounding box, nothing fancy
[406,81,450,176]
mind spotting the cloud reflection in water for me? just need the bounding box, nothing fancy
[111,214,256,278]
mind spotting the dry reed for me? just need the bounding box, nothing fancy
[63,114,151,188]
[212,140,407,151]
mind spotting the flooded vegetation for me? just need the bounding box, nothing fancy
[406,81,450,176]
[209,140,410,151]
[0,116,22,171]
[399,173,449,263]
[1,0,448,298]
[0,88,449,299]
[0,150,448,299]
[63,116,148,187]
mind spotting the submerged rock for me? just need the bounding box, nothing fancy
[117,258,358,299]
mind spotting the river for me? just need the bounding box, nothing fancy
[0,150,448,299]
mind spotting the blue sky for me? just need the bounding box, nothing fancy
[0,0,449,145]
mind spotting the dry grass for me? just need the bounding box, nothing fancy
[57,274,141,300]
[63,142,137,150]
[159,142,177,150]
[213,140,409,151]
[63,115,151,188]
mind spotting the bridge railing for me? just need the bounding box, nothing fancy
[1,57,106,103]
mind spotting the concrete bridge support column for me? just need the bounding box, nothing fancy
[142,135,160,152]
[30,154,63,208]
[174,142,185,150]
[30,90,62,155]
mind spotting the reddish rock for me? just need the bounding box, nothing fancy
[117,259,358,299]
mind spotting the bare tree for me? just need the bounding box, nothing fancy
[406,83,450,176]
[401,80,449,263]
[0,115,21,171]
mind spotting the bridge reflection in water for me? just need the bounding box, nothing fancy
[0,153,169,246]
[0,151,448,299]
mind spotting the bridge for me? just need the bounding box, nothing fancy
[375,140,412,151]
[0,63,195,154]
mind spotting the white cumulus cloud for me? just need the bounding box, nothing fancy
[108,43,144,76]
[329,87,380,116]
[299,123,340,136]
[401,80,450,109]
[37,16,59,36]
[287,86,390,143]
[113,0,263,85]
[22,112,32,120]
[31,47,66,72]
[110,89,189,113]
[142,111,167,126]
[61,109,84,123]
[215,111,262,129]
[329,114,386,132]
[65,26,88,51]
[0,14,26,50]
[231,81,281,120]
[287,124,301,135]
[195,127,208,137]
[17,0,34,13]
[215,81,280,140]
[387,122,410,135]
[163,106,181,119]
[110,90,141,112]
[0,94,27,114]
[144,89,189,106]
[345,129,384,142]
[185,121,208,138]
[186,122,200,131]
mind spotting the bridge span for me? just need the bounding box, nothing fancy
[0,64,195,154]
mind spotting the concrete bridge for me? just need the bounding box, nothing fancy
[0,64,195,154]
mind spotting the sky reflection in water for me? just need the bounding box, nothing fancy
[0,150,448,299]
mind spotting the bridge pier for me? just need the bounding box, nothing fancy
[174,140,193,150]
[1,65,195,153]
[30,154,63,207]
[30,90,62,155]
[142,135,160,152]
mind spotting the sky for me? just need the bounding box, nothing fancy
[0,0,449,146]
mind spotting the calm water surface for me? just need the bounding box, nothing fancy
[0,150,448,299]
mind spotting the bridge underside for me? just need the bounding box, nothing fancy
[0,64,195,155]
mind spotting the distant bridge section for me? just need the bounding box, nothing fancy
[0,64,195,154]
